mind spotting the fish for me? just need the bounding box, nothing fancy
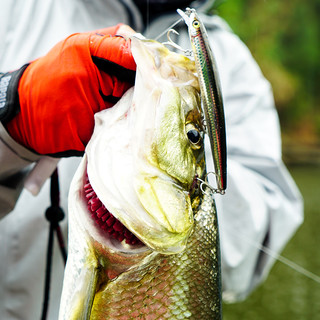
[177,8,227,193]
[58,35,222,319]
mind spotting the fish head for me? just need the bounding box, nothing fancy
[70,37,205,258]
[60,36,206,319]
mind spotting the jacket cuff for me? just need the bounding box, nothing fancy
[0,122,40,163]
[0,64,29,124]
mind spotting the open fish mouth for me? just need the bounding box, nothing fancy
[84,170,142,246]
[83,167,200,249]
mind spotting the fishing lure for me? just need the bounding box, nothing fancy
[177,8,227,194]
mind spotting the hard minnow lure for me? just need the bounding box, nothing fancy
[177,8,227,194]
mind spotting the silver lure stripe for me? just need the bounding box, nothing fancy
[178,8,227,193]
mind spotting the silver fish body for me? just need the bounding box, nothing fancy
[177,8,227,193]
[59,36,221,320]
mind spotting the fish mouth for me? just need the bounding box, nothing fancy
[83,167,199,250]
[84,170,143,247]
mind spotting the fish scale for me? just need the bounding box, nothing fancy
[90,191,221,320]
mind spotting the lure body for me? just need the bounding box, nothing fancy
[178,8,227,193]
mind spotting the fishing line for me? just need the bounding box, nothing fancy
[259,244,320,284]
[224,224,320,284]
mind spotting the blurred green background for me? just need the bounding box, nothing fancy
[208,0,320,319]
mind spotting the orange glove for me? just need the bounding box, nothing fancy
[1,24,136,157]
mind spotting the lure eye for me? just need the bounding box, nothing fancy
[192,20,200,29]
[186,123,202,149]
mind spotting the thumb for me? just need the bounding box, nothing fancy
[117,25,136,38]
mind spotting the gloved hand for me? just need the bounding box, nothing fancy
[1,24,136,157]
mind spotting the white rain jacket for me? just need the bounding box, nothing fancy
[0,1,303,319]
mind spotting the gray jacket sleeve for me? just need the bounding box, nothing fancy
[0,123,58,217]
[0,123,37,217]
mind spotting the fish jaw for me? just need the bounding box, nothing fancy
[85,88,195,254]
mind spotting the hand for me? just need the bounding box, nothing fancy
[5,24,136,157]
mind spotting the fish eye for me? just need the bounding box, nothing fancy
[188,129,200,143]
[186,123,202,149]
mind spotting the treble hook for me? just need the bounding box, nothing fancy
[197,172,225,196]
[162,29,193,56]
